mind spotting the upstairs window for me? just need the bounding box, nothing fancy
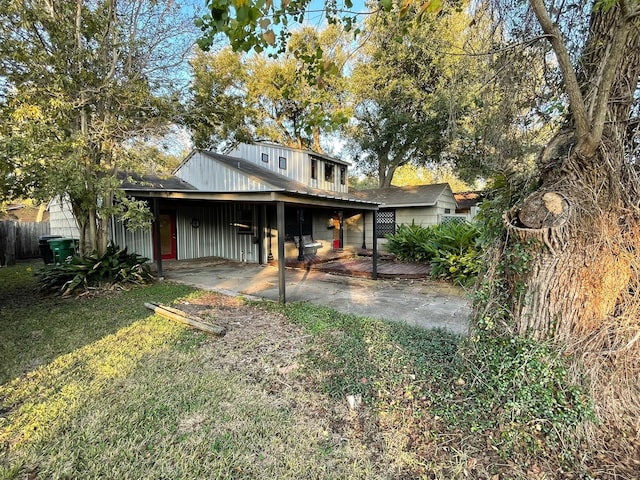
[279,156,287,169]
[261,153,269,163]
[311,158,317,179]
[325,163,334,182]
[340,166,346,185]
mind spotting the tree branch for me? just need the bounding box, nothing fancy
[584,7,634,154]
[529,0,590,141]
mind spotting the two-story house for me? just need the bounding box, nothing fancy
[99,143,380,267]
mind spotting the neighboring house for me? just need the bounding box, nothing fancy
[351,183,462,248]
[454,191,484,220]
[48,198,80,238]
[49,142,379,265]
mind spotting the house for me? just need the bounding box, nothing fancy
[50,143,380,269]
[454,191,484,220]
[351,183,463,248]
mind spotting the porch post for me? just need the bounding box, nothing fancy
[257,205,264,265]
[277,201,286,303]
[153,197,163,280]
[372,210,378,280]
[297,208,304,261]
[361,211,367,250]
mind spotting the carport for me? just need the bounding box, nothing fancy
[122,182,380,303]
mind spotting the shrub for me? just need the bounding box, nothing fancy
[386,220,482,285]
[38,244,153,296]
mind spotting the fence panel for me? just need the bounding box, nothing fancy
[0,220,50,265]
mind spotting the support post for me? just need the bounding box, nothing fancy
[257,205,264,265]
[372,210,378,280]
[338,211,344,249]
[277,201,286,303]
[297,208,304,261]
[361,211,367,250]
[153,198,163,280]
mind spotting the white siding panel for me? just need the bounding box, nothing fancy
[223,144,349,194]
[48,197,80,238]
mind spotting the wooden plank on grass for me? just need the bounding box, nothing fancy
[144,302,226,336]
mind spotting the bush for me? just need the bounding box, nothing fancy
[386,220,481,285]
[38,244,153,295]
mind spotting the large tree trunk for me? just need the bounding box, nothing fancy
[478,3,640,463]
[501,4,640,341]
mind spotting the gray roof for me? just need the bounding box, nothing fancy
[199,150,375,204]
[351,183,451,207]
[119,172,197,191]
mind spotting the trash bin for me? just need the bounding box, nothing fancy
[48,237,78,264]
[39,235,62,265]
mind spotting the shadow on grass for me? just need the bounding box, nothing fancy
[0,260,196,385]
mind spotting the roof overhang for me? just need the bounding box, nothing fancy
[124,188,380,211]
[378,202,438,208]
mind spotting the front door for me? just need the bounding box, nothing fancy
[154,212,177,260]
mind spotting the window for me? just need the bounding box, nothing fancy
[324,163,334,182]
[444,208,451,214]
[233,205,253,234]
[311,158,317,179]
[279,156,287,169]
[261,153,269,163]
[376,210,396,238]
[340,166,346,185]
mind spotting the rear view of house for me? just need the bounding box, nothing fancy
[68,142,380,264]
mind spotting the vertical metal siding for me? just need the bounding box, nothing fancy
[223,145,349,194]
[175,152,272,192]
[175,203,260,263]
[110,217,153,260]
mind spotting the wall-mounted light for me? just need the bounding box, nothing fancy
[191,218,200,229]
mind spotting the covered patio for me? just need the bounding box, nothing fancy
[121,182,381,303]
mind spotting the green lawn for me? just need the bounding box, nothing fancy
[0,261,605,479]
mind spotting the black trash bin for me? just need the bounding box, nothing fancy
[39,235,62,265]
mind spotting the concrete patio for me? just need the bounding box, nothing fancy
[160,258,471,335]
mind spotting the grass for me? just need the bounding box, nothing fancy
[0,262,388,479]
[0,261,604,479]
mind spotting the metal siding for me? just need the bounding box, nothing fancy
[226,144,349,194]
[175,203,259,263]
[110,217,153,260]
[176,152,272,192]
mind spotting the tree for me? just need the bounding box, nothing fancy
[0,0,198,256]
[344,5,482,187]
[199,0,640,461]
[185,27,351,152]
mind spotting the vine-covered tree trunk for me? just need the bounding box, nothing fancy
[501,4,640,342]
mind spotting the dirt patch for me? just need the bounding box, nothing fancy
[173,293,398,476]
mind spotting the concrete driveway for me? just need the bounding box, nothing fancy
[163,260,471,335]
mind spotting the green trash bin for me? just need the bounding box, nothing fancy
[48,238,78,264]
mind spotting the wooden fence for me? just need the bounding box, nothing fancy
[0,220,50,266]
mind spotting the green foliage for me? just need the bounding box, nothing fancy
[0,0,196,254]
[38,245,153,296]
[458,331,594,458]
[386,221,481,285]
[345,6,484,187]
[186,27,350,151]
